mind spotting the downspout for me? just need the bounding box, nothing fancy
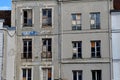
[57,0,62,80]
[107,0,113,80]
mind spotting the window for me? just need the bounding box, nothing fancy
[92,70,102,80]
[42,68,52,80]
[22,68,32,80]
[72,41,82,58]
[73,70,82,80]
[23,9,32,26]
[22,39,32,59]
[90,12,100,29]
[72,14,82,30]
[91,41,101,58]
[42,38,52,59]
[42,9,52,27]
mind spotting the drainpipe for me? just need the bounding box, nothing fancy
[57,0,62,80]
[107,0,113,80]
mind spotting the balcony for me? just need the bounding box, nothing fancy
[21,53,32,62]
[41,51,52,61]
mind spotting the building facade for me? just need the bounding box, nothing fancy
[111,10,120,80]
[12,0,60,80]
[60,0,111,80]
[12,0,112,80]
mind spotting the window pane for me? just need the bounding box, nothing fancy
[90,13,100,29]
[76,14,81,20]
[77,25,81,30]
[73,71,77,80]
[78,71,82,80]
[97,52,101,58]
[23,69,26,77]
[76,21,80,25]
[24,46,27,52]
[48,10,52,18]
[28,69,31,77]
[91,42,95,48]
[97,70,101,80]
[24,41,27,46]
[96,41,100,46]
[42,9,52,27]
[72,26,77,30]
[43,9,47,16]
[92,52,95,57]
[73,43,76,48]
[97,47,100,51]
[48,46,51,52]
[78,53,81,58]
[48,39,51,45]
[78,48,81,52]
[72,21,76,25]
[72,14,76,20]
[23,9,32,26]
[91,48,95,52]
[48,69,52,80]
[92,71,96,80]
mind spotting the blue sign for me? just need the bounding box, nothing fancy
[22,31,38,36]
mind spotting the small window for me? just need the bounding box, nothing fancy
[42,38,52,59]
[23,9,32,26]
[22,39,32,59]
[73,70,82,80]
[72,41,82,59]
[91,40,101,58]
[90,12,100,29]
[22,68,32,80]
[92,70,102,80]
[72,13,82,30]
[42,9,52,27]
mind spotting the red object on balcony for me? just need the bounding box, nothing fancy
[114,0,120,10]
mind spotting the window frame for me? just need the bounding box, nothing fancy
[39,66,54,80]
[90,12,100,29]
[71,13,82,30]
[21,68,33,80]
[91,40,101,58]
[72,41,82,59]
[22,8,33,27]
[41,38,52,59]
[41,8,53,28]
[92,70,102,80]
[22,39,32,59]
[72,70,82,80]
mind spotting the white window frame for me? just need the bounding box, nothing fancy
[21,7,34,27]
[72,70,82,80]
[90,12,100,29]
[72,41,82,58]
[20,66,33,80]
[91,70,102,80]
[22,39,32,59]
[40,36,54,61]
[40,7,54,28]
[39,66,54,80]
[71,13,82,30]
[91,40,101,58]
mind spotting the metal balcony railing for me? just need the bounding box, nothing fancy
[21,53,32,62]
[41,51,52,61]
